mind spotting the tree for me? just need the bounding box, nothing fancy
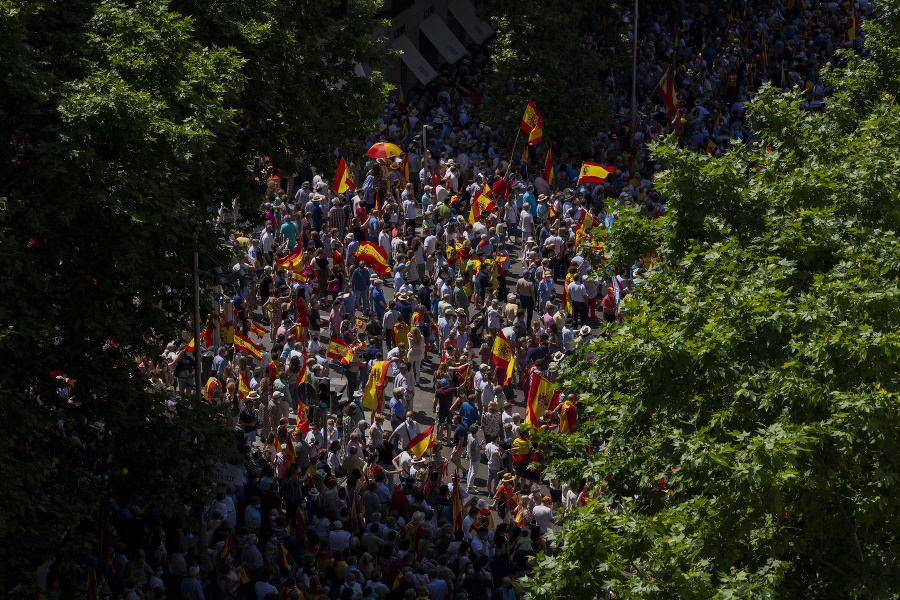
[0,0,388,594]
[484,0,627,152]
[529,4,900,598]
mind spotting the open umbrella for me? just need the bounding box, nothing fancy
[365,142,403,160]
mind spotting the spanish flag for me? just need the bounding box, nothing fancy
[489,329,515,385]
[450,473,463,531]
[846,4,860,42]
[332,157,355,193]
[526,372,561,427]
[233,564,251,586]
[409,425,435,459]
[294,355,308,385]
[468,191,496,225]
[391,570,406,591]
[482,182,493,198]
[354,241,390,276]
[217,531,233,565]
[291,270,307,283]
[356,316,365,330]
[656,68,680,117]
[237,372,250,400]
[528,116,543,145]
[577,162,613,185]
[544,148,554,185]
[277,543,291,568]
[86,561,98,600]
[250,320,266,338]
[275,246,304,271]
[203,377,219,402]
[513,508,526,525]
[520,99,542,136]
[233,331,262,361]
[704,138,719,157]
[363,360,390,412]
[400,154,410,184]
[327,337,352,365]
[295,403,310,434]
[221,321,235,345]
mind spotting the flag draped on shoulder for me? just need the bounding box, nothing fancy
[233,331,262,361]
[526,372,561,427]
[409,425,435,459]
[577,162,613,185]
[363,360,390,412]
[559,398,577,434]
[354,242,390,276]
[332,157,355,193]
[656,68,680,117]
[237,371,250,399]
[520,99,542,136]
[489,330,515,385]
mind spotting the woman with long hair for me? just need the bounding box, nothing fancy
[407,327,426,387]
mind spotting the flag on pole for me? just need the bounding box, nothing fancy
[527,116,543,145]
[277,543,291,568]
[332,158,355,193]
[392,570,406,591]
[544,148,554,185]
[354,242,390,276]
[327,337,353,365]
[217,532,233,565]
[233,331,262,361]
[250,321,266,338]
[238,371,250,400]
[356,317,365,330]
[363,360,390,412]
[577,162,614,185]
[520,99,542,135]
[86,561,99,600]
[409,425,435,458]
[847,4,860,41]
[234,564,251,586]
[656,69,680,117]
[526,372,561,427]
[400,154,410,183]
[489,329,515,385]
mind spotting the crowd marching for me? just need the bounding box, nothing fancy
[83,2,870,600]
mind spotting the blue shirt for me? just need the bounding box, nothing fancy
[351,266,370,291]
[371,288,386,317]
[280,221,298,248]
[459,401,480,429]
[523,192,537,217]
[389,396,406,419]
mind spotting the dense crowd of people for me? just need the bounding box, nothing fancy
[82,2,871,600]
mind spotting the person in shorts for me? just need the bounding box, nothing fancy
[432,378,459,445]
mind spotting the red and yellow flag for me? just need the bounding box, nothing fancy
[577,162,613,185]
[275,246,304,271]
[234,564,251,586]
[217,531,233,565]
[363,360,390,412]
[528,115,543,145]
[86,561,98,600]
[704,138,719,157]
[468,191,496,225]
[295,403,310,434]
[526,372,561,427]
[544,148,554,185]
[203,377,219,402]
[409,425,435,459]
[291,270,308,283]
[237,372,250,400]
[233,331,262,361]
[250,321,266,338]
[356,317,365,330]
[656,69,680,117]
[277,543,291,568]
[520,99,542,135]
[400,154,410,184]
[221,321,235,345]
[451,472,462,531]
[559,399,577,434]
[489,329,515,385]
[327,337,352,365]
[354,241,390,276]
[332,157,355,193]
[846,4,860,41]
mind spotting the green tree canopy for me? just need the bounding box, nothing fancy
[531,3,900,598]
[0,0,388,593]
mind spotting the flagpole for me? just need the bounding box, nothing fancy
[630,0,638,145]
[504,125,523,181]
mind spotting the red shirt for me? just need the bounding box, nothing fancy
[491,179,509,200]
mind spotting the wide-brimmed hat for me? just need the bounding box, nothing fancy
[579,326,592,336]
[502,473,515,483]
[552,351,565,362]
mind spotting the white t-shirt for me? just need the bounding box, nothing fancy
[520,210,534,233]
[532,505,555,532]
[484,442,501,470]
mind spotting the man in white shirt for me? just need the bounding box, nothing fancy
[378,229,391,263]
[567,274,588,328]
[329,521,352,553]
[435,180,450,204]
[390,411,421,449]
[532,496,556,533]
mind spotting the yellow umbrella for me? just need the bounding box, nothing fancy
[365,142,403,160]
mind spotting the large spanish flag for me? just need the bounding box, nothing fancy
[233,331,262,361]
[468,191,496,225]
[526,372,561,427]
[363,360,390,412]
[409,425,435,458]
[489,329,515,385]
[520,99,542,135]
[354,241,390,276]
[332,157,355,193]
[577,162,613,185]
[327,337,352,365]
[275,246,304,271]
